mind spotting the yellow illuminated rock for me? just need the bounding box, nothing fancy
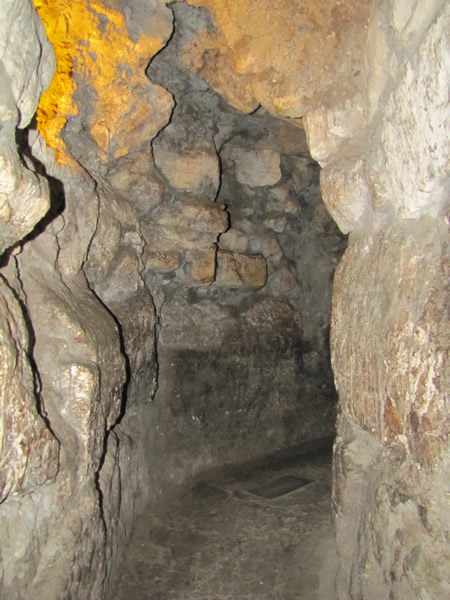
[183,0,372,118]
[33,0,173,165]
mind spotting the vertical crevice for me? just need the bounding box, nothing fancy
[147,289,166,402]
[82,277,132,427]
[81,274,131,555]
[211,151,230,282]
[3,264,60,448]
[94,428,108,535]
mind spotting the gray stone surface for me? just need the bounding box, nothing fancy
[138,293,338,500]
[109,445,337,600]
[0,2,344,596]
[332,216,449,600]
[0,0,55,255]
[320,4,450,598]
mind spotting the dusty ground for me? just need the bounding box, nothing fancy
[110,445,337,600]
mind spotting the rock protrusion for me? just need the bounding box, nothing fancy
[215,249,267,289]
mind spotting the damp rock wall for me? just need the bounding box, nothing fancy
[137,2,345,495]
[327,5,450,597]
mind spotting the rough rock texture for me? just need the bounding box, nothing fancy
[181,0,372,118]
[0,1,346,599]
[0,143,129,600]
[306,2,449,598]
[137,1,346,497]
[0,0,55,255]
[33,0,174,166]
[2,0,448,599]
[0,276,59,502]
[332,217,449,599]
[186,0,448,594]
[0,1,169,598]
[178,0,447,595]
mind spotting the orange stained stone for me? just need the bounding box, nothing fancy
[33,0,167,166]
[183,0,372,117]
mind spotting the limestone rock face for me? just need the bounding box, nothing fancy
[3,1,447,600]
[320,158,372,234]
[323,3,450,598]
[0,0,55,255]
[134,1,346,498]
[0,139,51,256]
[153,145,220,194]
[0,168,130,600]
[0,277,59,502]
[215,250,268,289]
[304,0,449,234]
[182,0,372,118]
[380,14,449,219]
[233,149,282,187]
[0,0,55,127]
[0,1,170,598]
[33,0,174,167]
[333,218,448,467]
[146,292,337,493]
[332,217,449,599]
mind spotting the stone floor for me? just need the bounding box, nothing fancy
[110,445,337,600]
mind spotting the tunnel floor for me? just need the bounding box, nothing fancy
[110,445,336,600]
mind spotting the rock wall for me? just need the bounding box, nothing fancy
[327,5,450,597]
[136,3,345,495]
[332,216,449,599]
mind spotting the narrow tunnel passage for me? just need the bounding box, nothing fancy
[4,0,347,596]
[1,2,447,600]
[127,1,347,496]
[105,5,346,597]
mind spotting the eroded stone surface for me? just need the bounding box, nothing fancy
[332,217,448,464]
[182,0,372,118]
[233,149,281,187]
[133,1,346,501]
[320,158,372,234]
[1,0,55,127]
[0,277,59,502]
[153,145,220,193]
[328,5,450,596]
[33,0,174,166]
[215,249,268,289]
[145,292,339,495]
[0,0,54,255]
[3,1,447,600]
[0,2,168,598]
[380,8,449,219]
[307,1,449,234]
